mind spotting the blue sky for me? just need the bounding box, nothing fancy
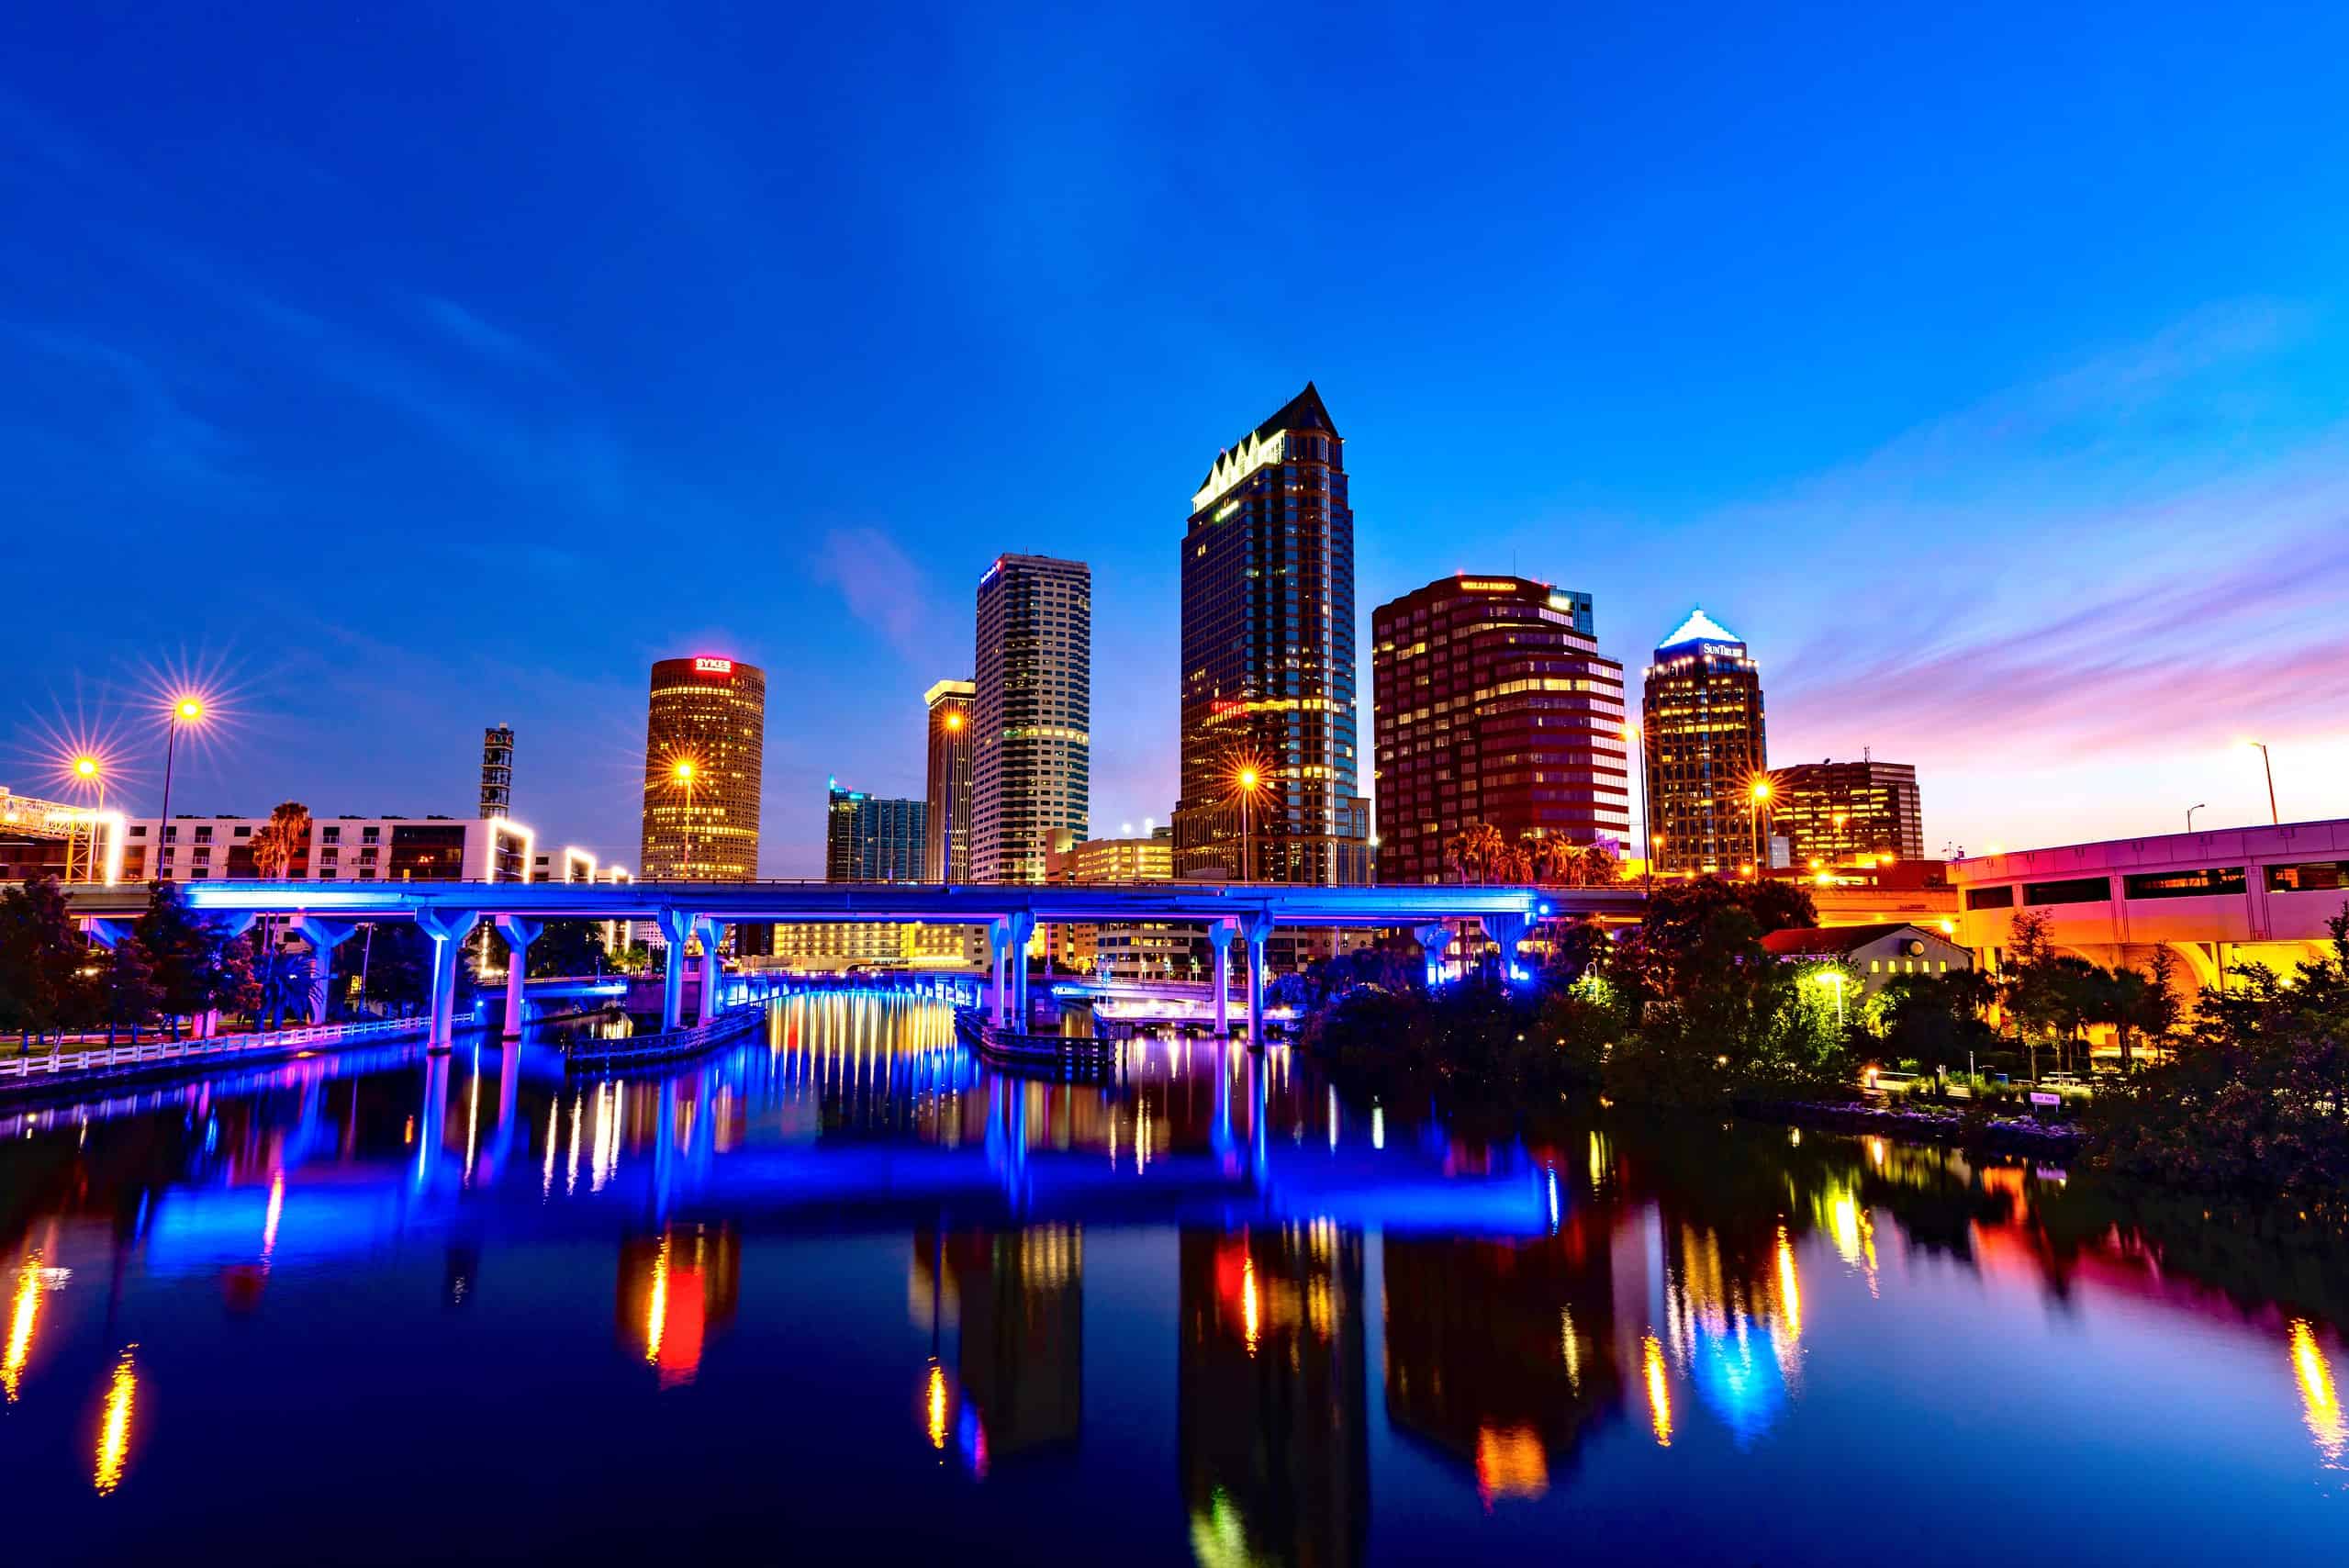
[6,2,2347,871]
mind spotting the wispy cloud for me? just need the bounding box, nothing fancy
[812,525,940,662]
[413,294,564,378]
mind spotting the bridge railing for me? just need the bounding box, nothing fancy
[0,1015,428,1086]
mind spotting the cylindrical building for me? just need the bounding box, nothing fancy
[640,655,765,880]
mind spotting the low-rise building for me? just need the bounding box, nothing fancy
[118,812,536,882]
[1758,923,1973,994]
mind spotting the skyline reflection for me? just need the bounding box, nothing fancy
[0,994,2343,1554]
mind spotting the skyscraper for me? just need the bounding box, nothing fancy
[1774,758,1925,867]
[640,655,765,880]
[824,784,926,882]
[478,725,513,820]
[1172,384,1370,886]
[971,554,1091,884]
[923,678,975,882]
[1370,574,1628,883]
[1642,610,1766,875]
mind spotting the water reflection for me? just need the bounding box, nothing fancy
[0,992,2344,1555]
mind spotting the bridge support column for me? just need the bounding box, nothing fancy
[987,919,1013,1028]
[1007,912,1036,1032]
[654,908,694,1032]
[81,917,132,951]
[1481,913,1533,985]
[694,917,722,1025]
[295,917,360,1024]
[494,915,543,1038]
[415,909,482,1052]
[1206,922,1236,1036]
[1415,923,1454,990]
[1244,915,1271,1047]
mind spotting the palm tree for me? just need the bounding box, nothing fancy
[249,801,310,879]
[1447,822,1507,884]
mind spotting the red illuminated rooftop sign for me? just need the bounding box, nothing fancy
[694,656,733,675]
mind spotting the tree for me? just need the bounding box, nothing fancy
[1876,969,1995,1076]
[1447,822,1507,884]
[2088,908,2349,1204]
[248,801,310,879]
[0,876,92,1046]
[98,936,164,1044]
[133,879,252,1035]
[528,920,609,979]
[1997,912,2064,1079]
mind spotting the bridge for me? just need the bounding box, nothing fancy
[66,879,1644,1051]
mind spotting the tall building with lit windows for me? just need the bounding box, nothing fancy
[1370,574,1628,884]
[923,678,975,882]
[825,784,926,882]
[1641,610,1766,874]
[1774,758,1924,867]
[1171,383,1370,886]
[640,655,765,881]
[971,555,1091,883]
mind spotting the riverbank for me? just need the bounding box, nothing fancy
[1731,1095,2086,1158]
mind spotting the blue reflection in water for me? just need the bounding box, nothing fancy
[0,992,2343,1564]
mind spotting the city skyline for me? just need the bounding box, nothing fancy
[6,6,2347,871]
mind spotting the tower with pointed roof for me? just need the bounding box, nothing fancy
[1642,607,1769,874]
[1172,383,1370,888]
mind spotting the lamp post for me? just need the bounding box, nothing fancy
[1236,765,1261,882]
[671,758,698,879]
[2243,742,2278,825]
[155,696,206,881]
[1749,777,1773,871]
[68,754,103,883]
[2186,802,2207,833]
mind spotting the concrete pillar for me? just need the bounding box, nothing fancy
[694,917,722,1025]
[494,915,543,1038]
[295,917,360,1025]
[1245,917,1270,1047]
[1206,922,1236,1036]
[654,908,694,1032]
[1008,913,1035,1033]
[1481,913,1533,984]
[987,919,1012,1028]
[1415,923,1454,991]
[415,909,482,1052]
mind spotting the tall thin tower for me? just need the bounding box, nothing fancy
[971,555,1090,883]
[479,725,513,819]
[1172,384,1370,885]
[923,678,975,882]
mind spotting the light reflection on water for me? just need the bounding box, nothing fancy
[0,991,2343,1562]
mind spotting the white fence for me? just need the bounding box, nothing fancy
[0,1016,428,1084]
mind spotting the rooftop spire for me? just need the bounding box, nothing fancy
[1657,605,1743,652]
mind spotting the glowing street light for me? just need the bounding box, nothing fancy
[1748,775,1774,870]
[1230,758,1266,882]
[1806,967,1847,1029]
[670,757,699,879]
[155,694,210,881]
[2242,741,2278,825]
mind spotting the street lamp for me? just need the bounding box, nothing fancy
[1806,967,1847,1030]
[1749,777,1773,870]
[671,757,698,879]
[64,753,105,883]
[155,695,207,881]
[2186,802,2207,833]
[2243,742,2278,825]
[1233,761,1264,882]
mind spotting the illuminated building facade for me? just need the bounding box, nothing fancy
[640,655,765,882]
[1172,384,1370,887]
[1047,833,1174,883]
[1774,758,1924,867]
[923,678,975,882]
[2,787,125,885]
[1642,609,1767,875]
[478,724,513,820]
[825,786,926,883]
[1370,573,1628,884]
[117,812,532,882]
[741,921,987,973]
[972,555,1091,884]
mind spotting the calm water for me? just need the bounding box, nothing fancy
[2,995,2343,1562]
